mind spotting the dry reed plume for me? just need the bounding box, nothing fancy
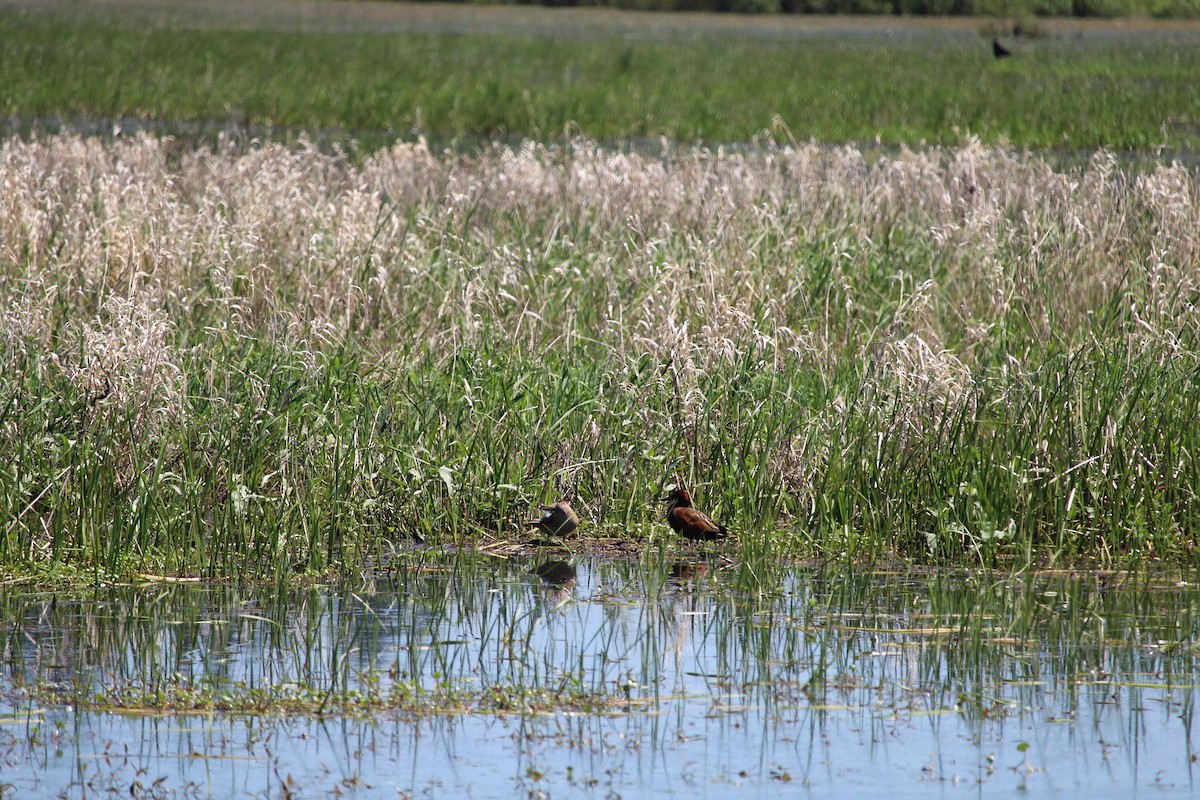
[3,134,1195,361]
[1,132,1197,568]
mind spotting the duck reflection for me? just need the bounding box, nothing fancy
[667,560,710,583]
[532,560,576,587]
[531,560,576,608]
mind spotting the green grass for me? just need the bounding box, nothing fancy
[2,8,1200,149]
[1,135,1199,577]
[1,4,1200,579]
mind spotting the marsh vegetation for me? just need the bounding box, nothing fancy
[2,3,1198,796]
[4,3,1200,149]
[1,133,1198,578]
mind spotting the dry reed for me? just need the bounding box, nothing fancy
[1,132,1197,570]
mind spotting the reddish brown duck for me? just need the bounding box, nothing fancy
[663,488,729,541]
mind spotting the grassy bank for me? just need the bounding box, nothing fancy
[2,6,1200,149]
[0,134,1197,578]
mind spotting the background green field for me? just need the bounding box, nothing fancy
[2,2,1200,150]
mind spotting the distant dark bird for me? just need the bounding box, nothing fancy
[527,501,580,537]
[663,487,730,542]
[992,38,1012,59]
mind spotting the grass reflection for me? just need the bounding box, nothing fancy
[1,558,1198,795]
[2,559,1195,722]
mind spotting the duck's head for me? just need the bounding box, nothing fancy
[662,487,693,508]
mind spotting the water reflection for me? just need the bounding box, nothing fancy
[532,560,577,587]
[667,559,710,583]
[1,560,1198,798]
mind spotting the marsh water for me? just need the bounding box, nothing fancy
[2,556,1198,798]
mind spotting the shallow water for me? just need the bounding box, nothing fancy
[2,557,1198,798]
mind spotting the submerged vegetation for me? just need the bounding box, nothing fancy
[0,133,1198,577]
[3,560,1199,795]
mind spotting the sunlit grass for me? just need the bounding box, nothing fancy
[0,134,1198,577]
